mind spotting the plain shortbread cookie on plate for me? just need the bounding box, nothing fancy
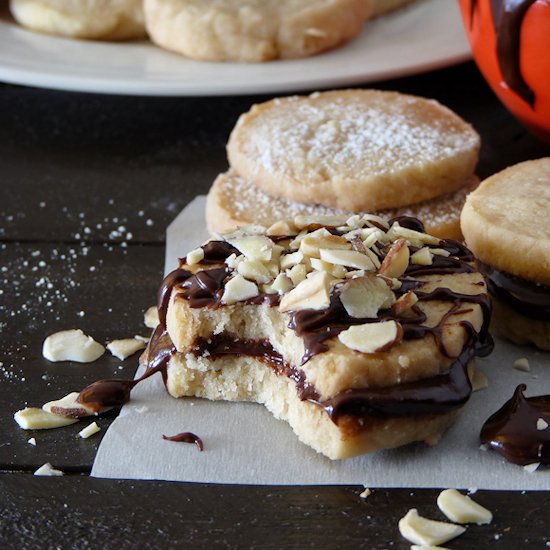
[144,0,371,62]
[10,0,146,40]
[227,90,480,211]
[461,157,550,349]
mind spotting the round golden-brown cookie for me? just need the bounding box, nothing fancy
[144,0,370,62]
[227,90,480,211]
[206,169,478,240]
[461,158,550,284]
[10,0,146,40]
[461,158,550,349]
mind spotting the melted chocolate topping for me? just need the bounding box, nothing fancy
[315,345,474,422]
[478,261,550,321]
[470,0,537,106]
[480,384,550,465]
[147,219,492,426]
[162,432,204,451]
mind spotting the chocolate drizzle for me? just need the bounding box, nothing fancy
[162,432,204,451]
[316,345,474,422]
[480,384,550,465]
[478,261,550,321]
[145,219,493,428]
[470,0,537,106]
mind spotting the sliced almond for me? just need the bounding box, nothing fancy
[437,489,493,525]
[361,213,390,230]
[537,418,548,430]
[309,258,347,279]
[513,357,530,372]
[398,509,466,547]
[388,223,441,246]
[144,306,159,328]
[363,228,386,248]
[319,248,375,271]
[287,264,307,286]
[43,392,99,418]
[34,463,64,477]
[338,320,402,354]
[265,273,294,295]
[392,291,418,315]
[350,236,367,255]
[339,274,395,318]
[14,407,79,430]
[78,421,101,439]
[227,235,273,262]
[266,219,299,237]
[221,274,259,304]
[237,259,273,284]
[300,234,351,259]
[280,251,304,270]
[379,239,410,279]
[107,338,146,360]
[410,247,433,266]
[42,329,105,363]
[294,214,349,230]
[186,247,205,266]
[279,271,330,312]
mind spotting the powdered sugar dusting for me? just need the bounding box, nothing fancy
[238,91,478,184]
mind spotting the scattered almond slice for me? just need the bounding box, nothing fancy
[266,219,299,237]
[388,223,441,246]
[227,235,273,262]
[319,248,374,271]
[471,368,488,392]
[14,407,79,430]
[221,274,259,304]
[144,306,159,328]
[359,487,371,499]
[34,463,64,477]
[279,271,330,312]
[237,259,273,284]
[107,338,146,360]
[78,422,101,439]
[309,258,347,278]
[524,463,540,473]
[437,489,493,525]
[398,509,466,547]
[280,251,304,270]
[392,291,418,315]
[513,357,530,372]
[42,329,105,363]
[379,239,410,278]
[287,264,307,286]
[300,234,351,258]
[134,334,150,344]
[338,321,402,354]
[340,274,395,318]
[186,247,205,265]
[27,438,37,446]
[410,247,433,266]
[43,392,99,418]
[266,273,293,295]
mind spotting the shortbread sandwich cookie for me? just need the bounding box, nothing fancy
[143,0,370,62]
[227,90,480,211]
[206,169,479,241]
[10,0,146,40]
[461,158,550,350]
[144,214,491,459]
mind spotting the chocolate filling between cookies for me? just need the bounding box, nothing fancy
[142,223,492,427]
[478,261,550,321]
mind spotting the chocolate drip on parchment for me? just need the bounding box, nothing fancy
[480,384,550,465]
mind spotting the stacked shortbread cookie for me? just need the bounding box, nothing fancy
[149,213,490,459]
[207,90,481,240]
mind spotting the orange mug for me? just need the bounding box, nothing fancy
[458,0,550,143]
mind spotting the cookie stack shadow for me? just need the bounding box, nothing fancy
[206,89,481,241]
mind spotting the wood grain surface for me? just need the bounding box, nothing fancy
[1,63,549,548]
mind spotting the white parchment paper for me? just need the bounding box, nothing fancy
[92,197,550,489]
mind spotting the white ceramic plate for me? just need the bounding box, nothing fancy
[0,0,470,96]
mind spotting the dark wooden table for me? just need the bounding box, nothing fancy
[2,62,549,549]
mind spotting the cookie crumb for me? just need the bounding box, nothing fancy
[513,357,530,372]
[27,437,36,446]
[537,418,548,431]
[359,487,371,499]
